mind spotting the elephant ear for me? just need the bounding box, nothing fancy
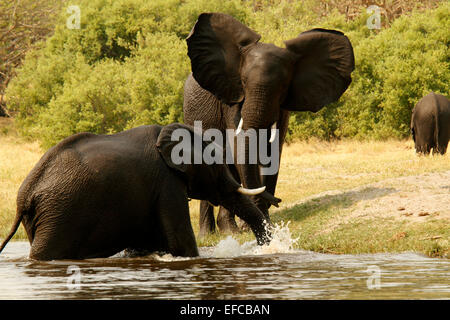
[283,28,355,112]
[156,123,196,178]
[156,123,222,175]
[186,12,261,104]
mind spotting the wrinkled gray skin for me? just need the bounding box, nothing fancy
[183,13,355,236]
[411,92,450,155]
[0,123,274,260]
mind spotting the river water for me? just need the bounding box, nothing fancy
[0,225,449,300]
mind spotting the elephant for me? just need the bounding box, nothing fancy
[183,12,355,236]
[0,123,278,260]
[411,92,450,155]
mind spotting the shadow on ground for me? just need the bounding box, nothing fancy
[273,187,397,223]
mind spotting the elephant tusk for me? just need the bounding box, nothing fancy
[235,118,243,135]
[269,122,277,143]
[237,185,266,195]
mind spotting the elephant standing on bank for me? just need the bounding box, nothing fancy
[411,92,450,155]
[183,13,355,236]
[0,123,277,260]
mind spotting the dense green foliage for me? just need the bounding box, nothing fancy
[5,0,449,147]
[288,1,450,140]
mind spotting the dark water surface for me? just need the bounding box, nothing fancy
[0,242,449,299]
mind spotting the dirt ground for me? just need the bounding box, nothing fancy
[276,170,450,232]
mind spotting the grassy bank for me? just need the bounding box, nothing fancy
[1,118,449,257]
[191,140,450,258]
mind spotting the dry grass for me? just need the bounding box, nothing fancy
[276,138,449,205]
[191,138,449,225]
[0,118,42,239]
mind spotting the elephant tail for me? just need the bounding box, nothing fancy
[0,202,29,255]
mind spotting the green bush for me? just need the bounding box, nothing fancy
[289,2,450,140]
[36,32,190,146]
[6,0,250,148]
[5,0,449,147]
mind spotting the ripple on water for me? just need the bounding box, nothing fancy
[0,222,449,300]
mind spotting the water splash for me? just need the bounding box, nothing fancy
[211,221,299,258]
[149,253,194,262]
[211,236,243,258]
[254,221,299,255]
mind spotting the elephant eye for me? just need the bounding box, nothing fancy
[241,76,247,87]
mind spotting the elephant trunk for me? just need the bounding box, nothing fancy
[236,147,270,219]
[234,92,281,218]
[221,167,280,207]
[220,192,272,245]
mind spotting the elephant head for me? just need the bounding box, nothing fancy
[186,12,355,199]
[155,123,279,244]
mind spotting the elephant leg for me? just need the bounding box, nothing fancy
[437,140,449,155]
[217,206,240,233]
[29,230,66,260]
[436,124,449,155]
[199,200,216,237]
[157,181,199,257]
[29,215,119,260]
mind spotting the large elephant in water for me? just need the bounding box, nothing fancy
[411,92,450,155]
[0,123,277,260]
[183,12,355,236]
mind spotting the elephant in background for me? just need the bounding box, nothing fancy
[183,12,355,236]
[411,92,450,155]
[0,123,277,260]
